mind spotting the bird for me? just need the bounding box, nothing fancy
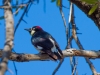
[25,26,63,61]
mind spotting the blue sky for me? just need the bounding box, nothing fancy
[0,0,100,75]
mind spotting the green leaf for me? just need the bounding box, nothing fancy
[51,0,56,2]
[0,16,4,20]
[81,0,98,4]
[56,0,61,6]
[88,4,98,15]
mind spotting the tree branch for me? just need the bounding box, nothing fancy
[71,16,98,75]
[0,3,29,9]
[14,0,32,34]
[0,49,100,62]
[0,0,14,75]
[70,0,100,29]
[69,2,78,75]
[52,1,68,74]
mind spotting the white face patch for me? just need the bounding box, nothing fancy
[31,30,35,35]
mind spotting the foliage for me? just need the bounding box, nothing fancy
[88,4,98,15]
[81,0,98,4]
[81,0,98,15]
[51,0,61,6]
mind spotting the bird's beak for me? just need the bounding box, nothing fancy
[24,28,31,32]
[24,28,35,35]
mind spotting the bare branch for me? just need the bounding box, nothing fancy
[71,12,98,75]
[52,0,68,74]
[52,59,64,75]
[72,24,98,75]
[13,7,22,15]
[59,0,68,42]
[14,0,32,34]
[0,3,29,9]
[71,61,78,75]
[0,0,14,75]
[13,61,17,75]
[66,36,73,49]
[69,1,99,74]
[0,49,100,62]
[68,2,78,75]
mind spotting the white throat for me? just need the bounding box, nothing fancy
[31,30,35,35]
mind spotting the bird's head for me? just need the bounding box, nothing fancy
[24,26,43,35]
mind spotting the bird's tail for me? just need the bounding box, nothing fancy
[54,52,63,60]
[55,47,63,60]
[46,51,58,61]
[46,50,63,61]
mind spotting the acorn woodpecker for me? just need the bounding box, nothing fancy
[25,26,63,61]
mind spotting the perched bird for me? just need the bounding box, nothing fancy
[25,26,63,61]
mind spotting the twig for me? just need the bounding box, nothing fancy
[52,0,68,74]
[13,1,33,74]
[70,56,74,75]
[59,1,68,42]
[75,57,78,75]
[71,57,78,75]
[7,68,14,75]
[68,2,73,23]
[73,28,98,75]
[71,3,98,75]
[52,36,73,75]
[13,61,17,75]
[52,59,64,75]
[0,3,29,9]
[66,35,73,49]
[13,7,22,15]
[71,62,77,75]
[14,0,33,34]
[68,2,78,75]
[14,4,28,34]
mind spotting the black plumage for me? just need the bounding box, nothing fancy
[25,26,63,61]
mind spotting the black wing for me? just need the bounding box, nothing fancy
[31,31,63,60]
[50,35,63,55]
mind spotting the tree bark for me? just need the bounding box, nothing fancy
[70,0,100,29]
[0,49,99,62]
[0,0,14,75]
